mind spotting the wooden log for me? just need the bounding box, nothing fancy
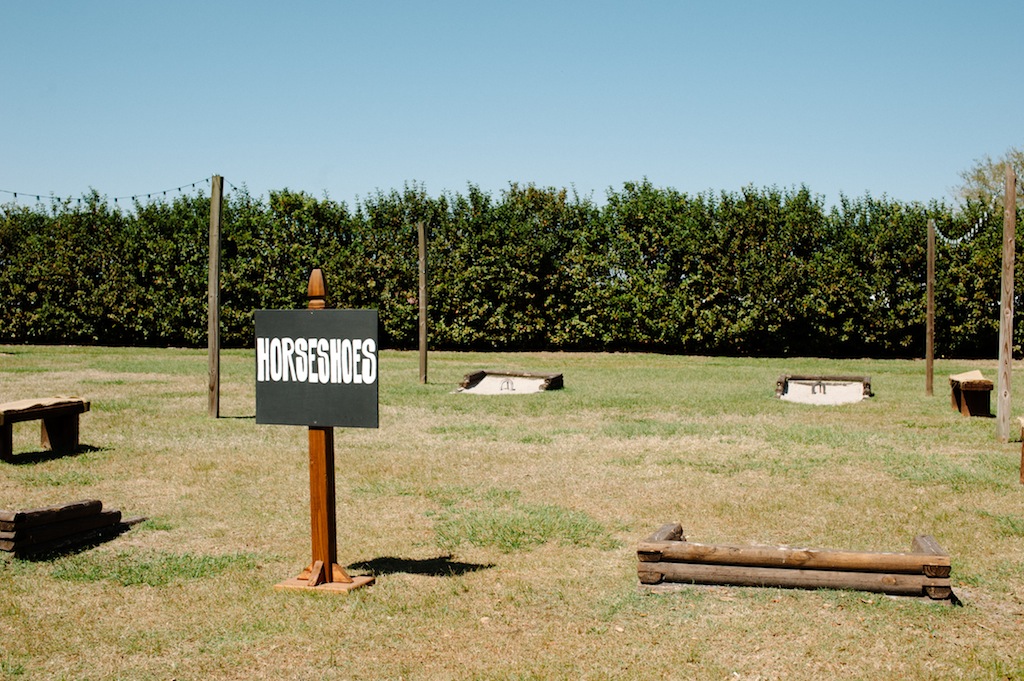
[1,509,120,548]
[0,509,121,551]
[644,523,684,543]
[911,535,952,578]
[637,539,950,575]
[638,561,950,597]
[0,499,103,530]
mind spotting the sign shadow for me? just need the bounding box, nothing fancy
[347,555,494,578]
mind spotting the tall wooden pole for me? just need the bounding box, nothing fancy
[207,175,223,418]
[926,219,936,396]
[997,166,1016,443]
[418,221,429,384]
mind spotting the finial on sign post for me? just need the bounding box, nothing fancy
[308,268,326,310]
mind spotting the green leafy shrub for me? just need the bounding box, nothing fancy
[0,181,1019,357]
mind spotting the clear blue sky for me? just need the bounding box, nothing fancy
[2,1,1021,208]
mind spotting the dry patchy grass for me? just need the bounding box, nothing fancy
[1,346,1023,680]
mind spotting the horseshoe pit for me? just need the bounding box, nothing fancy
[775,374,872,406]
[456,370,564,395]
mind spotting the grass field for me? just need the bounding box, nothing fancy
[1,345,1023,680]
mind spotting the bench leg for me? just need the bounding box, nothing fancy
[1,423,11,462]
[41,414,80,453]
[963,390,992,417]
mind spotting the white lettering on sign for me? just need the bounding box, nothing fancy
[256,336,377,384]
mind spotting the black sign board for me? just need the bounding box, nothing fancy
[255,309,379,428]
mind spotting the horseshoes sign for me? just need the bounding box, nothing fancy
[254,309,379,428]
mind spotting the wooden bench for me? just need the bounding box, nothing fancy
[949,370,993,417]
[0,397,90,461]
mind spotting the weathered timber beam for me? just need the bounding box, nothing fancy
[0,499,103,530]
[638,561,951,598]
[637,539,950,576]
[644,523,684,543]
[911,535,952,578]
[0,509,122,551]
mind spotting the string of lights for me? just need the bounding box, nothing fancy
[934,197,998,247]
[0,177,217,205]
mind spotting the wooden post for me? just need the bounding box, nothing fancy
[997,167,1016,442]
[418,221,428,384]
[306,269,344,585]
[308,425,339,583]
[926,218,935,396]
[207,175,223,418]
[275,269,374,593]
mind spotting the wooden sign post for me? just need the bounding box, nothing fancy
[258,269,376,593]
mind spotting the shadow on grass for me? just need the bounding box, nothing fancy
[348,555,494,577]
[13,522,136,561]
[1,444,106,465]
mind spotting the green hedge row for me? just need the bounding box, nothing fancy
[0,182,1016,357]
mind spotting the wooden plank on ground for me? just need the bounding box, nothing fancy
[644,523,684,544]
[911,534,952,578]
[0,499,103,530]
[638,561,950,597]
[637,539,950,575]
[3,509,122,549]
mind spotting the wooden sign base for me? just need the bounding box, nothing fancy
[275,560,374,593]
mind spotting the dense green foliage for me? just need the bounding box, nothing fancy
[0,182,1018,357]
